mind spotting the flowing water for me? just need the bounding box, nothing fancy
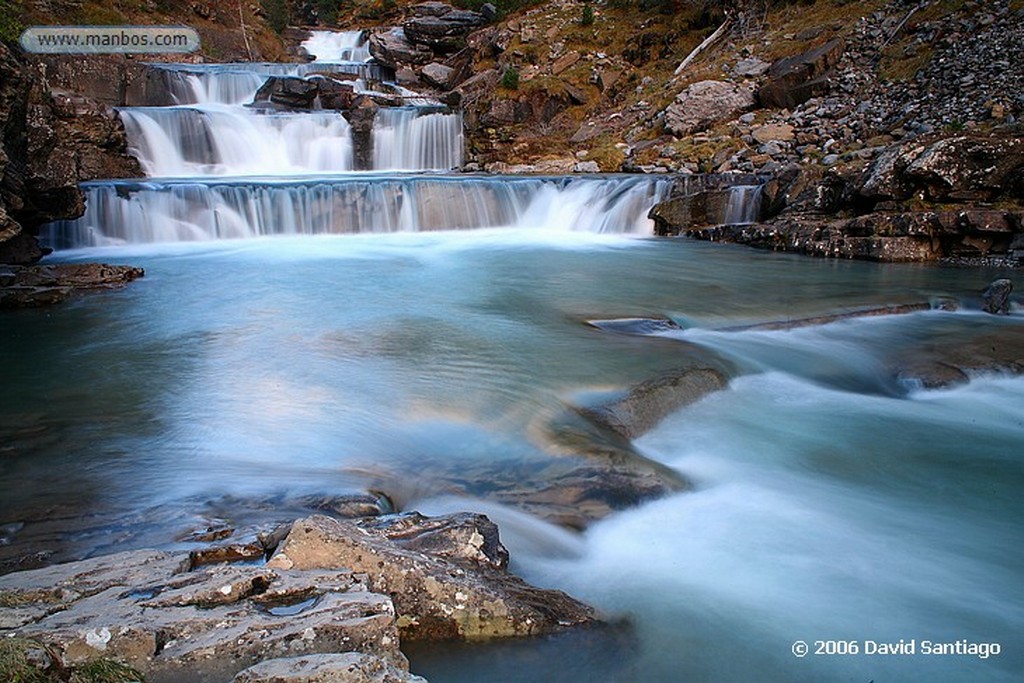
[3,29,1023,683]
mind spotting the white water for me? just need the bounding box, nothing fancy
[120,106,354,177]
[301,30,371,62]
[42,175,672,247]
[373,108,465,171]
[723,184,762,225]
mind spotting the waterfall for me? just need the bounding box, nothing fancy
[722,185,763,225]
[119,106,355,176]
[147,62,391,106]
[301,30,371,62]
[373,108,465,171]
[42,176,672,248]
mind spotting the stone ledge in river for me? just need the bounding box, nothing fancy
[234,653,428,683]
[575,368,728,440]
[0,549,407,683]
[266,514,598,641]
[0,263,145,309]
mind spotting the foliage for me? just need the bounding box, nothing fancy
[0,637,145,683]
[318,0,340,25]
[261,0,289,33]
[580,3,594,26]
[0,0,23,44]
[500,65,519,89]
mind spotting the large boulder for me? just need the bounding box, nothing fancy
[253,76,320,110]
[663,81,755,137]
[403,6,487,53]
[757,38,844,109]
[266,514,597,641]
[903,136,1024,202]
[368,29,435,69]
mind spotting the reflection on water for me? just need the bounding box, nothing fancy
[1,234,1021,682]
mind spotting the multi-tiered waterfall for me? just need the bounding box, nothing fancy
[41,30,681,248]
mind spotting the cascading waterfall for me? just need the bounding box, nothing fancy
[119,106,354,176]
[42,175,672,247]
[722,185,763,225]
[300,30,372,62]
[373,108,465,171]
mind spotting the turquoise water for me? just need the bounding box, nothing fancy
[1,233,1021,681]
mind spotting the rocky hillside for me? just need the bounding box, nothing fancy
[1,0,1023,266]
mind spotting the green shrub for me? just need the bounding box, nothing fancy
[317,0,339,25]
[0,0,24,44]
[501,65,519,89]
[260,0,289,33]
[581,4,595,25]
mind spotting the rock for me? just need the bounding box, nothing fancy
[734,57,770,77]
[368,29,435,69]
[233,653,428,683]
[253,77,320,110]
[758,38,844,109]
[313,78,357,111]
[648,190,733,234]
[420,63,456,90]
[752,123,795,143]
[552,51,581,75]
[586,318,683,336]
[266,514,597,640]
[664,81,755,137]
[982,278,1013,315]
[0,549,410,683]
[403,6,487,53]
[576,368,728,439]
[0,263,144,309]
[573,161,601,173]
[903,136,1024,202]
[343,96,379,172]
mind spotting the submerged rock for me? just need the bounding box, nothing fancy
[0,263,144,309]
[576,368,728,440]
[266,514,597,641]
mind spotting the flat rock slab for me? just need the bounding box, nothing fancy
[0,548,407,683]
[0,263,143,309]
[267,514,597,641]
[234,652,427,683]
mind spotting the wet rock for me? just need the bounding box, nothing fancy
[314,78,357,111]
[576,368,727,440]
[0,263,145,309]
[404,6,487,53]
[586,318,683,336]
[233,653,428,683]
[253,77,320,110]
[982,278,1013,315]
[357,512,509,570]
[758,38,844,109]
[266,514,597,641]
[722,302,934,332]
[0,549,407,683]
[664,81,755,137]
[343,96,380,172]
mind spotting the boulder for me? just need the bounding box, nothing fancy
[664,81,755,137]
[233,653,427,683]
[903,136,1024,202]
[758,38,844,109]
[734,57,770,77]
[420,62,456,90]
[342,96,380,172]
[266,514,597,640]
[253,77,320,110]
[982,278,1013,315]
[368,29,435,69]
[403,9,487,53]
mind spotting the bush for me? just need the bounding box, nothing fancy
[581,4,595,25]
[260,0,289,33]
[501,65,520,89]
[0,0,23,45]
